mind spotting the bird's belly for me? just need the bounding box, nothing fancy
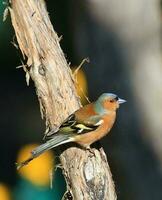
[75,116,115,148]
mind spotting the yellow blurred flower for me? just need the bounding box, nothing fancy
[17,144,54,187]
[0,183,11,200]
[72,67,88,105]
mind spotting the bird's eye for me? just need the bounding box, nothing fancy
[110,99,114,103]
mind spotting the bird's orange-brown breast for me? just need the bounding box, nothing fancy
[75,112,116,147]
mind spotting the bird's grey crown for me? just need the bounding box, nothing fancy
[98,93,118,101]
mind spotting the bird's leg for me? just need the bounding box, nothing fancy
[87,148,96,157]
[81,144,96,157]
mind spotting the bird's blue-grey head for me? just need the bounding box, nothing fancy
[94,93,126,114]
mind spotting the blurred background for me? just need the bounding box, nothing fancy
[1,0,162,199]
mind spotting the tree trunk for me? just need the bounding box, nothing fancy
[9,0,117,199]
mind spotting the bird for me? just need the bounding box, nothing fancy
[17,93,126,169]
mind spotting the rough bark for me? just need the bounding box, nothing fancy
[9,0,116,199]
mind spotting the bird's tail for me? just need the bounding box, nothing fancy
[16,133,74,169]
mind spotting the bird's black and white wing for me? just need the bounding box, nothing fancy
[45,114,103,139]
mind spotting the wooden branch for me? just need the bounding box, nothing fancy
[9,0,117,199]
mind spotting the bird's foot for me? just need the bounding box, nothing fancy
[85,146,95,157]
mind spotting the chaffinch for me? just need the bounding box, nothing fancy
[17,93,126,169]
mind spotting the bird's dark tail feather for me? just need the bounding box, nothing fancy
[16,133,74,170]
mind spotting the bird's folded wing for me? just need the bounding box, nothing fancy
[45,114,103,138]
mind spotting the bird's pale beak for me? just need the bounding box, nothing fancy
[118,98,126,104]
